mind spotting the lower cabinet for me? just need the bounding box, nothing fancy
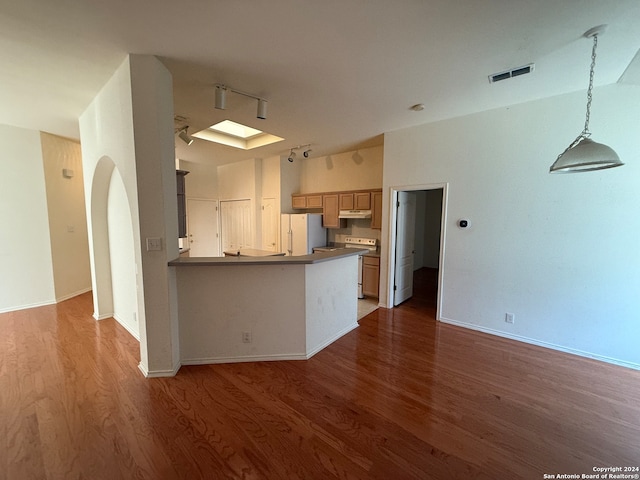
[362,255,380,298]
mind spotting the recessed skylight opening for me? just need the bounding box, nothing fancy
[192,120,284,150]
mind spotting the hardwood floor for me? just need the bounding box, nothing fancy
[2,291,639,479]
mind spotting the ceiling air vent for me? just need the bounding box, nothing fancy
[489,63,535,83]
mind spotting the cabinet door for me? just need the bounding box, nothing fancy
[339,193,354,210]
[292,195,307,209]
[322,194,346,228]
[362,256,380,297]
[306,194,323,209]
[354,192,371,210]
[371,190,383,229]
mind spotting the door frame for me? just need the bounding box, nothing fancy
[385,183,448,320]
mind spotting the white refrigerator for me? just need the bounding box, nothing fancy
[281,213,327,256]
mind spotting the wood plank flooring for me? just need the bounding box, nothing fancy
[1,289,639,479]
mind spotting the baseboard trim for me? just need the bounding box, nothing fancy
[112,314,140,341]
[93,312,113,321]
[182,354,309,365]
[306,322,359,359]
[0,299,56,314]
[438,316,640,371]
[138,362,181,378]
[55,287,92,303]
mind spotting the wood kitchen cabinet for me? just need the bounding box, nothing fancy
[371,189,382,229]
[339,193,354,210]
[292,193,323,209]
[339,191,371,210]
[362,255,380,298]
[322,194,346,228]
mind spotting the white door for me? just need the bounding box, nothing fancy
[220,199,253,253]
[261,197,278,252]
[187,198,220,256]
[394,191,417,305]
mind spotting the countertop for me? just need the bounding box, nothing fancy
[223,248,286,257]
[169,247,368,267]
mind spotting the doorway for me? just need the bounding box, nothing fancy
[389,184,447,318]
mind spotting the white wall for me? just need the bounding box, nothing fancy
[180,160,218,199]
[40,132,92,302]
[107,169,138,338]
[0,124,55,312]
[79,54,179,376]
[382,84,640,368]
[300,145,383,193]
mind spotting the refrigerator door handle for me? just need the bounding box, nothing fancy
[288,229,293,255]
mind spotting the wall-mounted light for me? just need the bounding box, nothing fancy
[177,126,194,146]
[214,83,268,120]
[549,25,623,173]
[287,144,312,162]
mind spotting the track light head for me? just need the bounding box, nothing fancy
[257,99,267,119]
[303,149,312,158]
[287,150,296,162]
[215,85,227,110]
[178,126,194,146]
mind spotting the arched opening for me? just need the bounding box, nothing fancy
[89,156,139,339]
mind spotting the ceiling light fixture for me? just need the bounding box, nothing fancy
[287,144,312,162]
[177,126,194,146]
[214,83,268,120]
[549,25,623,173]
[410,103,425,111]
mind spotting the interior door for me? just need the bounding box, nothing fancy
[394,191,417,305]
[261,197,278,252]
[220,199,252,253]
[187,198,220,256]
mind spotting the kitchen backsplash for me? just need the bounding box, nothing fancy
[327,218,381,245]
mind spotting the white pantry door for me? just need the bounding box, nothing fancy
[187,198,220,256]
[261,197,278,252]
[220,199,253,253]
[394,191,416,305]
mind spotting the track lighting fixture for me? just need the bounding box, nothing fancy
[287,144,312,162]
[549,25,623,173]
[214,84,268,120]
[177,126,194,146]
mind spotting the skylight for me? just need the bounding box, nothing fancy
[192,120,284,150]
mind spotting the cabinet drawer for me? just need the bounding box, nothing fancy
[363,256,380,266]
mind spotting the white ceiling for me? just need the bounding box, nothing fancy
[1,0,639,166]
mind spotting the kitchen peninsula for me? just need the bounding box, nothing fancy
[169,249,364,365]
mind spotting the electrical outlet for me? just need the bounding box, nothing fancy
[505,313,515,324]
[242,331,252,343]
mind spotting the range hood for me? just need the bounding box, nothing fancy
[338,209,372,219]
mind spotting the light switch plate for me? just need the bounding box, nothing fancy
[146,237,163,251]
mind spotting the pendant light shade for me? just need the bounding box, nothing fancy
[549,137,623,173]
[549,25,623,174]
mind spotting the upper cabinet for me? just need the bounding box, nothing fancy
[292,193,322,209]
[293,188,380,229]
[371,189,382,229]
[322,194,346,228]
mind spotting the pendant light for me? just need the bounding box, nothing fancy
[549,25,623,173]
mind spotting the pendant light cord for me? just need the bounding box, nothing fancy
[582,34,597,137]
[554,34,598,160]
